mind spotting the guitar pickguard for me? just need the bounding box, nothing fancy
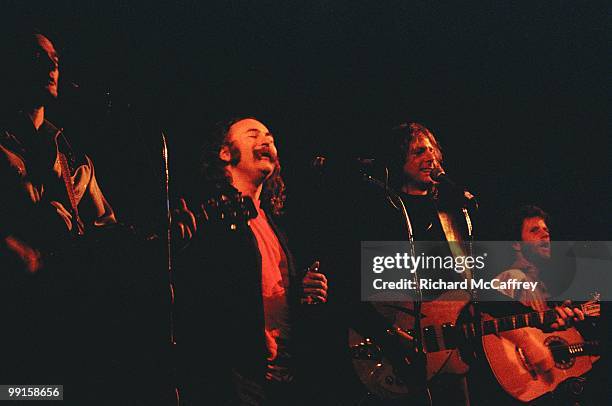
[348,290,472,399]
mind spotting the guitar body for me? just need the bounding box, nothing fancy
[349,290,472,398]
[482,325,599,403]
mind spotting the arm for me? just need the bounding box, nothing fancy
[82,155,116,227]
[0,155,73,273]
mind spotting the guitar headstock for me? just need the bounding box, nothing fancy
[200,190,257,231]
[581,292,601,317]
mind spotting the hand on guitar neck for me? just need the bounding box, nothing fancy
[549,300,587,330]
[520,298,587,331]
[172,193,257,243]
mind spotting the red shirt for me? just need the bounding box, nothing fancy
[249,203,292,382]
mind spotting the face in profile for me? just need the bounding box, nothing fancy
[221,118,279,183]
[19,34,60,102]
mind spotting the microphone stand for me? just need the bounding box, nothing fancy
[161,132,180,405]
[461,201,481,375]
[161,132,174,343]
[362,170,430,404]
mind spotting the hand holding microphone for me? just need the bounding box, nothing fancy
[301,260,328,305]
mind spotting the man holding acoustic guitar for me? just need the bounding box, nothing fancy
[478,205,601,405]
[346,127,601,405]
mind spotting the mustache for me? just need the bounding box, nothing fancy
[253,147,278,162]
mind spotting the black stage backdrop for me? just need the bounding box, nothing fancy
[2,1,608,241]
[1,1,608,402]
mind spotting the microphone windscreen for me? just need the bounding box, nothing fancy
[430,167,446,181]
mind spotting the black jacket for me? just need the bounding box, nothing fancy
[175,184,302,404]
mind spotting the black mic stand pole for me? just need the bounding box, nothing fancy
[362,170,430,405]
[461,199,481,379]
[161,132,180,406]
[394,188,430,405]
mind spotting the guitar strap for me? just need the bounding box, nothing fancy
[56,129,85,236]
[437,210,472,283]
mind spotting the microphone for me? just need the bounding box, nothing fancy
[430,167,477,203]
[430,167,457,188]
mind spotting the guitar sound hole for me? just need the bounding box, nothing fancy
[544,336,575,369]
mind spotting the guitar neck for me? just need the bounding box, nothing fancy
[463,303,595,338]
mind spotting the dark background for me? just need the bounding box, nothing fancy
[3,0,608,240]
[1,2,609,404]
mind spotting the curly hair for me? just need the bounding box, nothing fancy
[510,205,550,241]
[200,116,286,215]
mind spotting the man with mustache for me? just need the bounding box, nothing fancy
[388,122,473,404]
[327,122,475,405]
[352,122,473,245]
[176,117,327,405]
[393,122,461,241]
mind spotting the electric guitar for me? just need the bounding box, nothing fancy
[482,297,600,403]
[349,289,472,399]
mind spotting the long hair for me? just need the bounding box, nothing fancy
[388,121,444,192]
[201,116,286,215]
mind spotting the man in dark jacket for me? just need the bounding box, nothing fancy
[176,117,327,405]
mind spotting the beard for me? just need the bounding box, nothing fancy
[523,242,551,266]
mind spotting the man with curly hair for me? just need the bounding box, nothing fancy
[176,117,327,405]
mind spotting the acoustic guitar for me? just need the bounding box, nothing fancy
[482,297,600,403]
[348,293,600,400]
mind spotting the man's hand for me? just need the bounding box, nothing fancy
[502,328,554,381]
[550,300,585,330]
[172,198,199,240]
[301,260,328,304]
[3,235,42,274]
[50,200,73,231]
[523,332,555,381]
